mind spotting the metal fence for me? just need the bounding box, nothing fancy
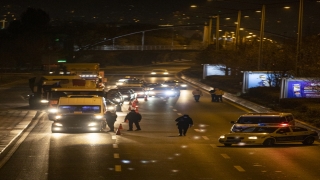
[76,45,204,51]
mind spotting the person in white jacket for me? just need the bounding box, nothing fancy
[192,88,203,102]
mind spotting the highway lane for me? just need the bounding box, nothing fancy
[0,64,320,179]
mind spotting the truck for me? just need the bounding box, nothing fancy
[50,95,107,133]
[28,75,106,107]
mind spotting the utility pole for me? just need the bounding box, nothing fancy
[215,15,220,51]
[258,5,266,71]
[235,11,241,49]
[296,0,303,77]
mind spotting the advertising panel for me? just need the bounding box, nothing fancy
[281,78,320,98]
[202,64,227,79]
[242,71,276,93]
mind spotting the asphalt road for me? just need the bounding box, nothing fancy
[0,62,320,180]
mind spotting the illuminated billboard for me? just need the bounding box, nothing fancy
[242,71,277,93]
[202,64,228,79]
[280,78,320,98]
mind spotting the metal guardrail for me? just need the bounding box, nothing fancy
[75,45,205,51]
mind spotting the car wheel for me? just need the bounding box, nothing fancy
[224,144,232,147]
[302,136,315,145]
[263,138,275,146]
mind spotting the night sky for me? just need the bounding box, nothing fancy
[1,0,320,38]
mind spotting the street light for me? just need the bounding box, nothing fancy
[296,0,303,76]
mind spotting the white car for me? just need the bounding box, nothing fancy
[219,125,318,147]
[150,69,169,76]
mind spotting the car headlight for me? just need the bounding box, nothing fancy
[116,82,123,85]
[248,136,258,140]
[163,72,168,74]
[48,108,58,113]
[161,84,168,87]
[40,99,49,103]
[165,91,174,95]
[149,91,155,95]
[55,115,62,119]
[54,123,63,127]
[107,106,115,110]
[95,115,103,119]
[88,122,98,126]
[151,72,156,74]
[220,135,225,139]
[180,84,187,87]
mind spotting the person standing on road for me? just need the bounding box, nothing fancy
[215,88,224,102]
[209,87,216,102]
[175,114,193,136]
[105,111,117,132]
[192,88,203,102]
[124,109,142,131]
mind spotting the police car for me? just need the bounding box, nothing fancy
[219,125,319,147]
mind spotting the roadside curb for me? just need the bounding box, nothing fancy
[0,110,42,162]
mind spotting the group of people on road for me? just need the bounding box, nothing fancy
[105,86,224,137]
[192,87,224,102]
[209,87,224,102]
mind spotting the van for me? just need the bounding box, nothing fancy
[50,95,107,133]
[230,112,296,132]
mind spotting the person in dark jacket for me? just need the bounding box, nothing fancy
[124,109,142,131]
[175,114,193,136]
[105,111,117,132]
[209,87,216,102]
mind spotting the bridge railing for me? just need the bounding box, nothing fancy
[76,45,205,51]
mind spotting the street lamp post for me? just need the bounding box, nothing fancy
[296,0,304,77]
[258,5,266,71]
[215,14,220,51]
[235,10,241,49]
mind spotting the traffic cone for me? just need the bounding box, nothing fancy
[144,95,148,101]
[116,128,121,135]
[119,123,123,130]
[135,106,139,113]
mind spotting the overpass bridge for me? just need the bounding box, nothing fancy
[74,25,209,52]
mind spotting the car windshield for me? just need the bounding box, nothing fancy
[237,117,287,124]
[58,105,101,114]
[240,127,278,133]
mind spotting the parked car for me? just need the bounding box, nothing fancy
[219,125,318,147]
[230,112,296,132]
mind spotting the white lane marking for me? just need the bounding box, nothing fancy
[115,165,121,172]
[114,153,119,158]
[202,136,209,140]
[173,109,177,111]
[221,154,230,159]
[234,166,245,172]
[177,113,182,116]
[113,144,118,148]
[210,144,217,148]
